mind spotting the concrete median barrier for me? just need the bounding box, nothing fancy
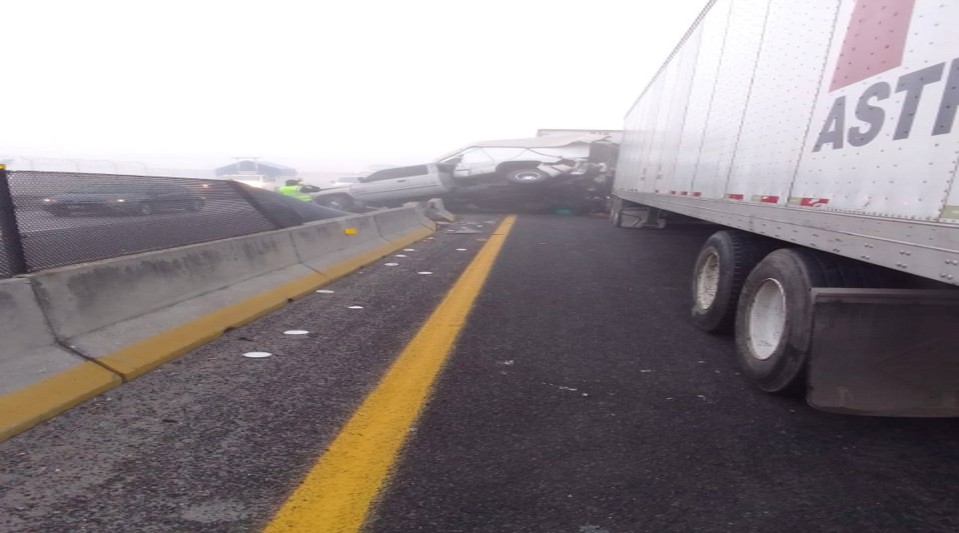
[0,278,121,440]
[1,206,435,441]
[30,228,323,378]
[373,207,436,246]
[292,214,391,280]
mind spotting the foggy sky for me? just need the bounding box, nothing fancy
[2,0,707,173]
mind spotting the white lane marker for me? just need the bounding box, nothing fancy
[384,263,399,266]
[394,254,407,257]
[284,330,309,335]
[456,248,467,251]
[316,289,335,294]
[417,271,433,275]
[347,306,364,309]
[403,248,416,251]
[243,352,273,358]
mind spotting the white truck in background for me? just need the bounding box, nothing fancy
[610,0,959,416]
[312,133,616,211]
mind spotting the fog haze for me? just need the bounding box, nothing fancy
[2,0,707,173]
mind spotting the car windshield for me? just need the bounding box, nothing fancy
[65,184,151,194]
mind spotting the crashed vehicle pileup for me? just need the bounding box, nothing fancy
[311,132,619,213]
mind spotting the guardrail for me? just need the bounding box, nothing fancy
[0,166,338,277]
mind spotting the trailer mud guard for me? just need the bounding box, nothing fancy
[620,205,667,229]
[807,289,959,417]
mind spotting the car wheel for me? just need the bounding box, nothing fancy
[315,194,354,211]
[690,230,780,334]
[505,168,550,185]
[137,202,155,216]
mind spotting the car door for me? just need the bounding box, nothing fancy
[403,164,453,197]
[151,184,188,211]
[351,165,445,202]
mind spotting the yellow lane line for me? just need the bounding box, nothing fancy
[264,215,518,533]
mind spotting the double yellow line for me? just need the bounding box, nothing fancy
[264,215,517,532]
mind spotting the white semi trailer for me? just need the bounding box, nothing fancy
[610,0,959,416]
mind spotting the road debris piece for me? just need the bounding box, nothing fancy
[242,352,273,358]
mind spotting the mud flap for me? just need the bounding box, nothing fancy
[621,206,667,228]
[807,289,959,416]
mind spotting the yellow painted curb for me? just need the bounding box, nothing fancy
[0,225,434,443]
[0,361,121,441]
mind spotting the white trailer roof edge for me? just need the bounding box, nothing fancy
[624,0,720,119]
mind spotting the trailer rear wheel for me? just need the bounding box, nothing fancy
[690,230,778,333]
[734,248,886,395]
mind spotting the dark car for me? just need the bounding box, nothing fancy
[42,183,206,216]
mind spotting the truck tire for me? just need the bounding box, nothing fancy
[734,248,878,395]
[690,230,779,333]
[505,168,549,185]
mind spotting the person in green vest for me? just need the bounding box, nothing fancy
[278,178,319,202]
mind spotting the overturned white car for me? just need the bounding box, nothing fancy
[436,132,609,185]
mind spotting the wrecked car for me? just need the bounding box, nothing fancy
[312,133,616,212]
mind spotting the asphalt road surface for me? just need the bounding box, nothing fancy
[2,214,958,532]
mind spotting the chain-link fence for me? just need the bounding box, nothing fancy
[0,169,344,276]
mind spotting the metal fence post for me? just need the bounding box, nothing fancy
[0,164,28,275]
